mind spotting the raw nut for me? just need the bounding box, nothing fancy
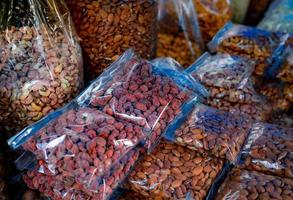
[239,122,293,178]
[215,169,293,200]
[127,141,224,199]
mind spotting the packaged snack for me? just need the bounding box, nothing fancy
[186,52,273,121]
[66,0,158,81]
[165,103,252,162]
[157,0,203,67]
[208,22,285,76]
[239,122,293,178]
[277,50,293,83]
[127,141,224,200]
[0,0,83,136]
[215,169,293,200]
[194,0,232,43]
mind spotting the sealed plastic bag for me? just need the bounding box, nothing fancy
[215,169,293,200]
[0,0,83,136]
[258,0,293,33]
[165,103,252,162]
[65,0,158,81]
[186,52,273,121]
[194,0,232,43]
[208,22,286,76]
[238,122,293,178]
[127,141,224,200]
[156,0,203,68]
[277,48,293,83]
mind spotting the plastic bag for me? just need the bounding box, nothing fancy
[258,0,293,33]
[186,52,273,121]
[269,112,293,128]
[65,0,158,81]
[238,122,293,178]
[165,103,252,162]
[156,0,203,68]
[215,169,293,200]
[0,0,83,137]
[208,22,286,76]
[277,48,293,83]
[126,141,224,200]
[193,0,232,43]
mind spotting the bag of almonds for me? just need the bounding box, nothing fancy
[208,22,287,76]
[215,168,293,200]
[238,122,293,178]
[156,0,204,68]
[65,0,158,81]
[0,0,83,137]
[164,103,252,163]
[186,52,273,121]
[193,0,232,43]
[126,141,224,200]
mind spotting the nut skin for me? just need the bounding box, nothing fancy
[0,25,83,137]
[65,0,157,81]
[215,169,293,200]
[173,104,251,162]
[127,141,223,200]
[239,122,293,178]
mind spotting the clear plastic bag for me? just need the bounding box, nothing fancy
[193,0,232,43]
[127,141,224,200]
[165,103,252,162]
[156,0,204,68]
[238,122,293,178]
[0,0,83,137]
[186,52,273,121]
[215,169,293,200]
[258,0,293,33]
[65,0,158,81]
[277,48,293,83]
[208,22,285,76]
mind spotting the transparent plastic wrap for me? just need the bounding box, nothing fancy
[65,0,158,81]
[126,141,224,200]
[0,0,83,137]
[258,0,293,33]
[165,103,252,163]
[156,0,203,68]
[215,169,293,200]
[208,22,286,76]
[193,0,232,43]
[277,48,293,83]
[186,52,273,121]
[238,122,293,178]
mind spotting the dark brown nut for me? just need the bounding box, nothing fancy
[65,0,157,81]
[215,169,293,200]
[0,25,83,137]
[127,141,224,199]
[170,104,251,162]
[21,107,146,197]
[194,0,232,43]
[239,122,293,178]
[189,53,273,121]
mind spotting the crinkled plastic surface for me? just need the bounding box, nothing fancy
[194,0,232,43]
[186,52,273,121]
[277,47,293,83]
[215,169,293,200]
[238,122,293,178]
[0,0,83,137]
[208,22,286,76]
[258,0,293,33]
[156,0,203,67]
[165,103,252,162]
[127,141,224,200]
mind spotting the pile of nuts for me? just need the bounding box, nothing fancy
[194,0,232,43]
[0,25,83,136]
[215,169,293,200]
[188,53,273,121]
[239,122,293,178]
[65,0,157,81]
[127,141,224,199]
[171,104,251,162]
